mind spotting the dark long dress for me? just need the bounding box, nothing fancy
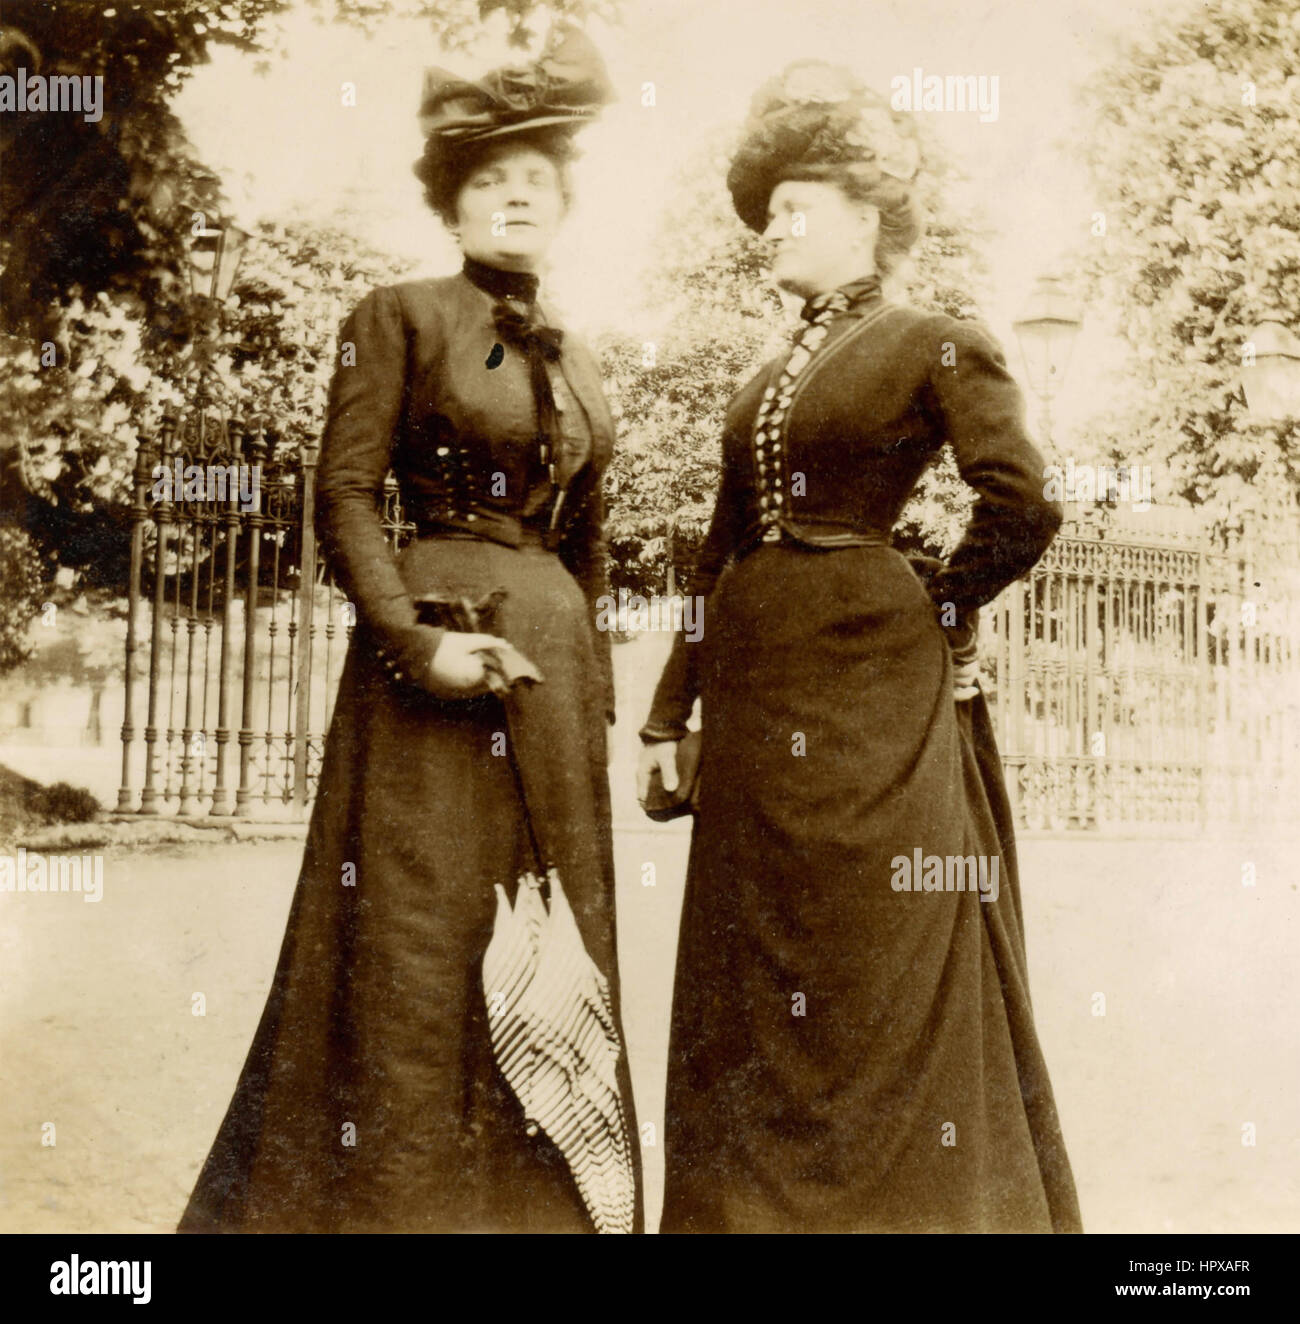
[641,277,1081,1233]
[180,271,642,1233]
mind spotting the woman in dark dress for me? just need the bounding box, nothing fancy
[637,62,1082,1234]
[180,27,642,1234]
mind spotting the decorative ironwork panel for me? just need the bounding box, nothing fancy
[984,514,1300,832]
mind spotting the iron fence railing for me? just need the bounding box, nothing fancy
[983,511,1300,831]
[117,421,1300,830]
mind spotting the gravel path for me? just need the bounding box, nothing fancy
[3,827,1296,1234]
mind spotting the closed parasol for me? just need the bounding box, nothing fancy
[439,589,632,1235]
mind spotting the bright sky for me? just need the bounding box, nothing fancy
[176,0,1175,440]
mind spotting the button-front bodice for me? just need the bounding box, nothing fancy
[641,286,1063,741]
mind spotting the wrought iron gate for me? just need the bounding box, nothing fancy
[115,409,409,819]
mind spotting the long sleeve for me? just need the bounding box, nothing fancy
[920,317,1063,617]
[557,471,616,725]
[639,440,748,743]
[315,285,446,687]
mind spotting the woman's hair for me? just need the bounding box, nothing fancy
[726,63,926,276]
[414,127,578,228]
[772,163,922,278]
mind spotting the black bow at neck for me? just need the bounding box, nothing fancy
[461,256,565,359]
[493,306,564,361]
[800,272,883,323]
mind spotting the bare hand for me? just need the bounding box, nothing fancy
[425,632,515,699]
[636,741,680,803]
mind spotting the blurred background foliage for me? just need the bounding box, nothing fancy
[1072,0,1300,543]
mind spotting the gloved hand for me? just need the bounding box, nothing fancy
[636,740,681,802]
[905,552,980,702]
[948,618,980,701]
[424,632,542,699]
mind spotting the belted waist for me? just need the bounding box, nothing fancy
[411,501,559,550]
[735,517,892,559]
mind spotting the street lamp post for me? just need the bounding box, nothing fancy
[1009,274,1086,812]
[186,222,251,305]
[188,222,248,818]
[184,222,251,411]
[1012,274,1084,449]
[1242,319,1300,423]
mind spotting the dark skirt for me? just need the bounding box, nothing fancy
[179,534,642,1233]
[659,542,1081,1233]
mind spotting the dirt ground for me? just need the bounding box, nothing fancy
[2,635,1297,1233]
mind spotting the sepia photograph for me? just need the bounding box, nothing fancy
[0,0,1296,1293]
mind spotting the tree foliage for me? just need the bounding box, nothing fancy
[0,524,45,675]
[324,0,620,49]
[1075,0,1300,537]
[0,1,263,333]
[0,0,615,330]
[0,210,417,586]
[0,0,613,589]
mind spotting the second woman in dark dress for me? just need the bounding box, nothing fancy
[180,27,642,1234]
[638,62,1082,1234]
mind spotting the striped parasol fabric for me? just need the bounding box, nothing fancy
[482,867,636,1235]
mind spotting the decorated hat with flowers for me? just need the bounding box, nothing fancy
[416,22,613,148]
[726,60,922,233]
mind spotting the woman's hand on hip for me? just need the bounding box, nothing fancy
[636,741,680,802]
[951,650,980,701]
[946,611,981,701]
[423,631,514,699]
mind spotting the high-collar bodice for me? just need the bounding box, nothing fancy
[313,273,617,695]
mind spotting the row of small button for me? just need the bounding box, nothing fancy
[433,443,480,523]
[750,297,845,543]
[373,643,406,684]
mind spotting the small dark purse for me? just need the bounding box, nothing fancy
[640,730,703,822]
